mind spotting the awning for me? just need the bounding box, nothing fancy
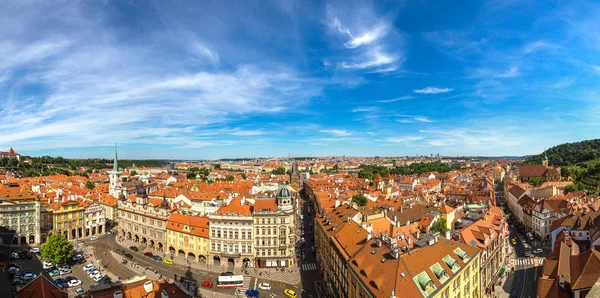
[499,267,505,276]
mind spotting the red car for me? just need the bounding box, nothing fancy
[143,252,153,257]
[201,280,213,288]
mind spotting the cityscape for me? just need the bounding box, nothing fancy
[2,1,600,298]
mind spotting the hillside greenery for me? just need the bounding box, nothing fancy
[357,162,452,180]
[525,139,600,194]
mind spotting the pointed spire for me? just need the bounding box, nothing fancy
[112,143,120,174]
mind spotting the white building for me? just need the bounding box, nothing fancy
[84,201,107,237]
[531,199,569,240]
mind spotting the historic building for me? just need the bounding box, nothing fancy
[83,201,106,237]
[208,196,254,268]
[118,187,170,252]
[0,148,21,161]
[48,199,85,241]
[0,183,41,245]
[253,186,297,268]
[166,213,210,263]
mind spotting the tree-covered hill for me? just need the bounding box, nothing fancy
[524,139,600,166]
[525,139,600,194]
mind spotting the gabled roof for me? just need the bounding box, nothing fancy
[17,274,68,298]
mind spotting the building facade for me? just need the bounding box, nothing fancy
[0,184,41,245]
[166,213,210,263]
[48,200,85,241]
[84,201,106,237]
[117,187,170,252]
[208,196,254,268]
[252,186,297,268]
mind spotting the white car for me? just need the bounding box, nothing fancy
[258,283,272,290]
[90,236,99,241]
[59,268,72,275]
[10,252,19,259]
[82,264,96,271]
[89,269,101,277]
[23,273,36,280]
[72,254,83,261]
[534,248,543,254]
[107,231,112,235]
[68,279,82,287]
[75,288,85,295]
[29,247,40,253]
[42,261,54,270]
[92,274,106,282]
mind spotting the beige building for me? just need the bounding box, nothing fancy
[0,183,41,245]
[252,186,297,268]
[118,187,170,252]
[208,196,255,268]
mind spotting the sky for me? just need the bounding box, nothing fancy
[1,0,600,159]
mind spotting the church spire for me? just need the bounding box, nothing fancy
[113,143,119,173]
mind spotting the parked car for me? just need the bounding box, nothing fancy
[122,259,128,264]
[245,289,260,297]
[511,238,517,245]
[107,231,112,235]
[59,268,72,275]
[57,263,69,270]
[284,289,297,298]
[42,261,53,270]
[83,264,96,272]
[53,279,68,288]
[8,265,20,275]
[23,273,36,280]
[68,279,82,287]
[29,247,40,253]
[92,274,106,282]
[90,236,99,241]
[49,269,60,277]
[201,280,213,288]
[129,246,139,252]
[72,254,84,261]
[151,255,163,262]
[115,248,125,255]
[143,251,153,257]
[124,253,133,259]
[534,248,543,254]
[75,288,85,295]
[220,272,233,276]
[10,252,19,260]
[163,259,173,265]
[258,283,271,290]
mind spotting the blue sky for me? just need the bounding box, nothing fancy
[1,0,600,159]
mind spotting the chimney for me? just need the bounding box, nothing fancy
[390,248,399,259]
[335,199,340,208]
[559,275,565,289]
[143,281,154,293]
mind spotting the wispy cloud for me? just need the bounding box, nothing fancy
[496,66,520,78]
[397,116,435,123]
[413,87,453,94]
[351,107,378,113]
[340,48,399,69]
[319,129,352,137]
[332,17,389,49]
[384,136,424,143]
[550,77,576,89]
[522,41,557,54]
[376,95,413,103]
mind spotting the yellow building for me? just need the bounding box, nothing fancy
[166,213,210,263]
[48,199,85,240]
[347,236,481,298]
[439,204,455,231]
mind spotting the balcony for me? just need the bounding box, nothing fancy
[221,252,241,258]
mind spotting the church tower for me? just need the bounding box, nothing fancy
[542,150,549,167]
[109,144,122,198]
[276,185,293,211]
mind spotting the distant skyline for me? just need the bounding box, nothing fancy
[1,1,600,159]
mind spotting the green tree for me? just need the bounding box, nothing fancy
[130,170,138,176]
[430,219,448,233]
[358,169,374,180]
[214,164,221,170]
[529,177,544,187]
[352,194,368,207]
[273,166,287,175]
[225,175,235,181]
[85,181,96,190]
[41,233,74,264]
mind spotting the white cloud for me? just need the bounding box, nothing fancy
[522,41,557,54]
[340,48,398,69]
[413,117,434,123]
[496,66,519,78]
[413,87,453,94]
[397,116,434,123]
[351,107,378,113]
[319,129,352,137]
[550,77,576,89]
[344,25,389,49]
[188,41,220,63]
[376,95,413,103]
[384,136,424,143]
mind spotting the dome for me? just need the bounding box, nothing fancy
[277,186,292,198]
[161,199,169,209]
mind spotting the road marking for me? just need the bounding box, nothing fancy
[254,277,258,290]
[302,263,317,271]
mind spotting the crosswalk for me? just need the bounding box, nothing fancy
[239,276,252,292]
[302,263,317,271]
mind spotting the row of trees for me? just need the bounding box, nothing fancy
[525,139,600,166]
[357,162,453,180]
